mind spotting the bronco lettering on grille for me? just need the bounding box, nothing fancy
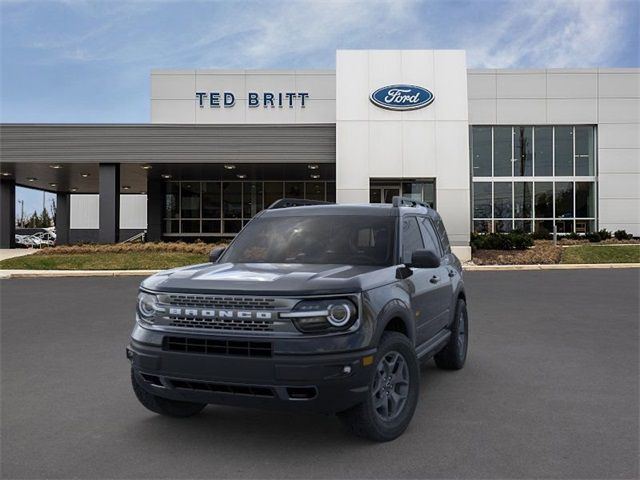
[168,308,274,320]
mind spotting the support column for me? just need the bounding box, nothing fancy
[55,192,70,245]
[146,177,163,242]
[0,179,16,248]
[99,163,120,244]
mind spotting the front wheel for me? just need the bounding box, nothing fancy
[434,298,468,370]
[338,332,420,442]
[131,369,206,417]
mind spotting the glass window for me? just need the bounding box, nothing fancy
[264,182,283,207]
[494,127,512,176]
[202,182,221,218]
[513,127,533,176]
[181,220,200,233]
[575,127,594,176]
[555,127,573,176]
[471,127,492,176]
[202,220,221,233]
[223,220,242,234]
[164,219,179,233]
[423,182,435,208]
[305,182,325,201]
[221,215,396,266]
[473,182,492,218]
[402,217,424,264]
[575,182,595,217]
[418,217,442,256]
[401,182,424,202]
[555,219,573,233]
[534,127,553,176]
[535,220,554,235]
[180,182,200,219]
[285,182,304,198]
[222,182,242,219]
[495,220,512,233]
[434,217,451,253]
[514,220,532,232]
[555,181,573,218]
[165,183,179,218]
[473,220,491,233]
[493,182,512,218]
[243,182,263,218]
[535,182,553,217]
[326,182,336,203]
[514,182,532,218]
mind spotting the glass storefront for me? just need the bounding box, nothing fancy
[470,125,597,234]
[164,180,336,236]
[370,180,436,207]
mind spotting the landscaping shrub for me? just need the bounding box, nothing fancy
[470,232,533,251]
[614,229,632,240]
[597,229,612,240]
[532,227,552,240]
[565,232,581,240]
[586,232,601,243]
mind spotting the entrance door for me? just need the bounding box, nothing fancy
[370,186,400,204]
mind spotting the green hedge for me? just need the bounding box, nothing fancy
[471,232,534,251]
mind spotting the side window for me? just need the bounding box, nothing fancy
[435,217,451,253]
[419,217,442,257]
[401,217,424,264]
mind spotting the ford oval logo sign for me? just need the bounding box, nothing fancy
[370,84,434,111]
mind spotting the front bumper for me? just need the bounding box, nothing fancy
[128,337,376,414]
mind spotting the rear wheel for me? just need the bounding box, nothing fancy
[338,332,419,442]
[434,298,468,370]
[131,369,206,417]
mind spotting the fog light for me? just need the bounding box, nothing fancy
[362,355,374,366]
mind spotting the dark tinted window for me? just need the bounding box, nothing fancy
[419,217,442,256]
[401,217,424,264]
[222,215,396,266]
[434,217,451,253]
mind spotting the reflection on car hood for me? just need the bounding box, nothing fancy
[141,262,397,295]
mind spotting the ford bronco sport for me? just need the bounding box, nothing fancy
[127,197,469,441]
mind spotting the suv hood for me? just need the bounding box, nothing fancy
[141,262,396,295]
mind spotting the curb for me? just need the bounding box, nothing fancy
[463,263,640,271]
[0,270,160,279]
[1,264,639,278]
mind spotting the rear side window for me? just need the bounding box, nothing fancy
[401,217,424,264]
[419,217,443,257]
[434,217,451,253]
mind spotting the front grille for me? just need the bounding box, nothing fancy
[166,294,277,310]
[168,378,274,398]
[163,336,272,357]
[168,316,273,332]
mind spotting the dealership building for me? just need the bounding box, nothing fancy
[1,50,639,260]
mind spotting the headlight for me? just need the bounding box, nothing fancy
[282,299,358,333]
[137,291,159,323]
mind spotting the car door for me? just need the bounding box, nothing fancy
[400,216,443,346]
[418,216,454,334]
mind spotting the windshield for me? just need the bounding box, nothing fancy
[222,215,396,266]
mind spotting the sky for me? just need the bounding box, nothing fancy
[1,0,639,218]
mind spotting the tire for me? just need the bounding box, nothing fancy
[434,298,468,370]
[131,369,206,417]
[338,332,420,442]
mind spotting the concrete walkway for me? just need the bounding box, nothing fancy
[0,249,38,261]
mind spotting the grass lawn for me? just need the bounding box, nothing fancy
[561,245,640,264]
[0,252,207,270]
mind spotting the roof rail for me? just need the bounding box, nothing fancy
[267,198,333,209]
[391,196,431,209]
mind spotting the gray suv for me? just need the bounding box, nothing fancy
[127,197,469,441]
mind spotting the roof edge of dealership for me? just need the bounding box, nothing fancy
[1,50,639,261]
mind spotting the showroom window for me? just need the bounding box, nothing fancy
[470,125,597,234]
[163,180,336,236]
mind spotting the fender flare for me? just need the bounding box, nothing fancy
[373,299,416,346]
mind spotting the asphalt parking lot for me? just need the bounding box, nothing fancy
[1,269,638,479]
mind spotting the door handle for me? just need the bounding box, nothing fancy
[430,275,440,284]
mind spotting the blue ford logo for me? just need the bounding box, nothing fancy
[370,84,434,111]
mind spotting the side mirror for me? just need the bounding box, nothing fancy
[208,247,226,263]
[408,249,440,269]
